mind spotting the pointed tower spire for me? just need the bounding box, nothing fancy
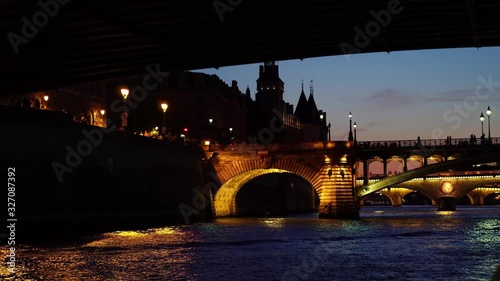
[244,84,253,102]
[307,85,319,124]
[295,81,309,122]
[309,80,314,96]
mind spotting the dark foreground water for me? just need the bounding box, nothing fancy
[2,206,500,281]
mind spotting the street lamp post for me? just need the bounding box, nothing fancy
[208,118,214,140]
[348,112,353,141]
[161,103,168,135]
[320,114,325,141]
[43,95,49,109]
[480,113,485,143]
[328,122,331,141]
[353,122,357,143]
[487,106,492,144]
[100,110,106,128]
[120,88,129,131]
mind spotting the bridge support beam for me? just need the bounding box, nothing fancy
[437,197,456,211]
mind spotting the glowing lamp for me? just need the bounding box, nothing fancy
[120,88,129,100]
[161,103,168,112]
[340,155,348,163]
[324,155,331,164]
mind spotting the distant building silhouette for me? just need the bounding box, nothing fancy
[2,61,328,144]
[107,71,248,143]
[246,61,328,143]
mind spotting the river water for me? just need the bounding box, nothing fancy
[2,206,500,281]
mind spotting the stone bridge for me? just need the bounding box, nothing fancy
[204,138,500,218]
[358,171,500,210]
[205,142,359,218]
[356,151,500,210]
[355,137,500,185]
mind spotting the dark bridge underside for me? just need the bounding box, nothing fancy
[2,0,500,95]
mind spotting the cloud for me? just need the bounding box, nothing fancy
[370,88,421,105]
[359,88,425,111]
[336,86,500,118]
[356,120,389,132]
[428,87,500,103]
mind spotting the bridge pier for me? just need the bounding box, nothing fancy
[383,158,388,177]
[318,166,359,219]
[437,197,456,211]
[469,193,484,206]
[391,194,402,207]
[363,159,369,186]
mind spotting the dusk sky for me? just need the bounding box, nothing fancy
[196,47,500,141]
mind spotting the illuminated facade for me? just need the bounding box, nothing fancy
[106,71,248,143]
[1,82,108,128]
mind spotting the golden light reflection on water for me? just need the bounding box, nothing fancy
[5,226,197,281]
[82,226,185,248]
[436,211,455,216]
[262,218,285,228]
[113,226,180,237]
[4,208,500,281]
[115,230,149,237]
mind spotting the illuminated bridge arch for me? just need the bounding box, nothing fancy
[214,160,323,217]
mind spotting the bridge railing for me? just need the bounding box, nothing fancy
[357,137,500,149]
[207,141,352,152]
[207,137,500,152]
